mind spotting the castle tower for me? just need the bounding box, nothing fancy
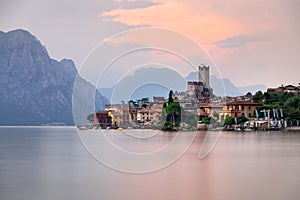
[198,64,210,88]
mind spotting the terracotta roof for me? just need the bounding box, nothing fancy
[226,101,260,106]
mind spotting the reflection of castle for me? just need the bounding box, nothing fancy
[174,64,213,102]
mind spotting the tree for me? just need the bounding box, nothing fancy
[140,97,149,108]
[246,92,253,100]
[128,100,134,106]
[162,91,181,130]
[212,111,219,118]
[184,114,198,128]
[165,102,181,127]
[253,91,264,103]
[141,97,149,103]
[237,116,248,124]
[87,113,94,124]
[168,90,174,103]
[264,92,272,103]
[200,117,212,124]
[128,100,138,107]
[224,116,234,125]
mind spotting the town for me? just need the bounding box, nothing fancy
[86,65,300,131]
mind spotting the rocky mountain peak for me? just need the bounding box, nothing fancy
[0,29,108,125]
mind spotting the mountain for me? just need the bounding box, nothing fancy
[99,69,267,101]
[0,29,108,125]
[238,84,267,95]
[98,67,186,103]
[186,72,267,96]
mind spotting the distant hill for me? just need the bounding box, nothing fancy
[99,67,186,103]
[98,69,267,101]
[238,84,267,95]
[0,29,108,125]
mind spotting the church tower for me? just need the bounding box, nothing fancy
[198,64,210,88]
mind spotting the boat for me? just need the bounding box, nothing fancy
[78,126,88,130]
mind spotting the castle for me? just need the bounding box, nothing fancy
[198,64,210,87]
[173,64,213,102]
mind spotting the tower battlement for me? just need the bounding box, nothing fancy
[198,64,210,88]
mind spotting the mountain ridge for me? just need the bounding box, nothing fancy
[98,69,267,101]
[0,29,108,125]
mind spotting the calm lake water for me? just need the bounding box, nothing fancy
[0,127,300,200]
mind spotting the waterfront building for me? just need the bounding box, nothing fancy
[199,103,224,120]
[93,111,112,128]
[218,101,260,120]
[105,104,130,126]
[137,108,150,123]
[198,100,260,122]
[151,104,164,125]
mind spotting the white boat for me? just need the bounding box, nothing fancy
[78,126,88,130]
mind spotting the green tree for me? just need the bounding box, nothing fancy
[141,97,149,103]
[200,117,212,124]
[212,111,219,118]
[128,100,138,107]
[246,92,253,99]
[224,116,234,125]
[237,116,248,124]
[87,113,94,124]
[253,91,264,103]
[184,114,198,127]
[162,91,181,130]
[168,90,174,103]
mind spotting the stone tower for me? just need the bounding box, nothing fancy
[198,64,210,87]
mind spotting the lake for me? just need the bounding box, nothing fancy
[0,127,300,200]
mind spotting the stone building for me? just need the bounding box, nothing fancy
[173,64,213,102]
[199,64,210,88]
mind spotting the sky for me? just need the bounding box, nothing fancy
[1,0,300,88]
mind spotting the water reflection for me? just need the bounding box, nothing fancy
[0,127,299,200]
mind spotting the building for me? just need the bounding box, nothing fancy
[199,103,224,120]
[150,104,164,125]
[218,101,260,120]
[93,111,112,128]
[153,96,166,104]
[199,64,210,88]
[129,106,139,122]
[105,104,130,127]
[137,108,150,123]
[199,100,260,122]
[187,81,210,100]
[268,85,300,94]
[173,64,213,102]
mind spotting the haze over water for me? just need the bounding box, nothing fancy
[0,127,300,200]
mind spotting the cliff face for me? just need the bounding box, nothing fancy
[0,29,108,125]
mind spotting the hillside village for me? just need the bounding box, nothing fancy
[89,65,300,131]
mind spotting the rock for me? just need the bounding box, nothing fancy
[0,29,108,125]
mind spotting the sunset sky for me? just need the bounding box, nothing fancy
[1,0,299,88]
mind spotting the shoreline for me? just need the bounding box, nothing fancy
[1,125,300,132]
[285,126,300,131]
